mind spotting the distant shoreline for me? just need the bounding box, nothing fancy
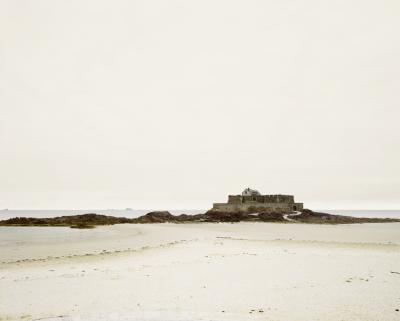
[1,209,399,228]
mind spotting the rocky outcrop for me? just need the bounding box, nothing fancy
[258,212,286,222]
[133,211,176,223]
[293,209,399,224]
[0,213,132,227]
[0,209,398,227]
[132,210,399,224]
[132,211,206,223]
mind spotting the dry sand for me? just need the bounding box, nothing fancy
[1,222,400,321]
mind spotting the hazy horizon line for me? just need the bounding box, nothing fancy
[1,208,400,211]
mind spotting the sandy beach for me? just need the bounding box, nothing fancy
[1,222,400,321]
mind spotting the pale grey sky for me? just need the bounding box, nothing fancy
[1,0,399,210]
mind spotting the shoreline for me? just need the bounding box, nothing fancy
[1,209,399,229]
[1,222,400,321]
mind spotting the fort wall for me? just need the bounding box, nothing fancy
[212,193,303,213]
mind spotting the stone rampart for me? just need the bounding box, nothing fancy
[212,192,303,213]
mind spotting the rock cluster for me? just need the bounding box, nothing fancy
[0,213,131,227]
[0,209,398,228]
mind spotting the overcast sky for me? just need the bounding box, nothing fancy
[1,0,399,210]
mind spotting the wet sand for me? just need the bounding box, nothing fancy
[1,222,400,321]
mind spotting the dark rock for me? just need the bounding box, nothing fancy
[1,208,398,227]
[258,212,285,221]
[294,209,400,224]
[0,213,132,227]
[133,211,175,223]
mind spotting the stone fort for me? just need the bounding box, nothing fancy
[212,188,303,213]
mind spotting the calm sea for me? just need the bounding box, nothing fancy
[0,209,400,220]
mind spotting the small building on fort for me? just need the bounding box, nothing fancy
[212,188,303,213]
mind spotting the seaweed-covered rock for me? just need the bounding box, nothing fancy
[293,209,400,224]
[258,212,286,222]
[1,209,398,227]
[133,211,176,223]
[0,213,132,227]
